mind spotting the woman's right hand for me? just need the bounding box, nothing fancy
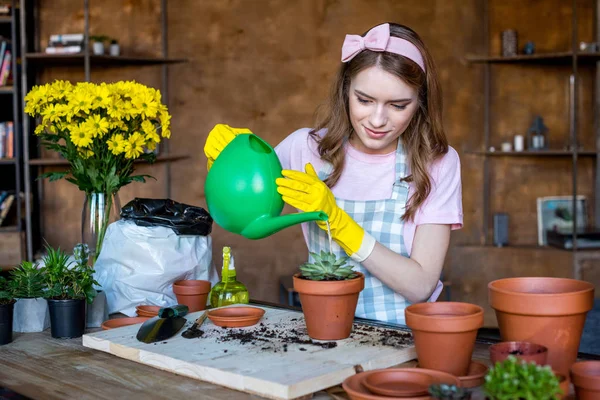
[204,124,252,170]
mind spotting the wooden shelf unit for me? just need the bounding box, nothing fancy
[24,53,187,66]
[28,154,189,166]
[466,51,600,65]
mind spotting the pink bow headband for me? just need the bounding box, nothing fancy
[341,23,426,72]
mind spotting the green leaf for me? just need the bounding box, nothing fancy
[38,171,69,182]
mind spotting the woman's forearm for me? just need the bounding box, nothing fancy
[361,243,438,303]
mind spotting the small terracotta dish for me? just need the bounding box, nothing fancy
[489,341,548,365]
[342,368,460,400]
[101,317,150,330]
[457,360,489,388]
[136,305,161,317]
[207,306,265,328]
[363,369,433,397]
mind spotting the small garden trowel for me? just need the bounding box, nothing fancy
[136,304,189,344]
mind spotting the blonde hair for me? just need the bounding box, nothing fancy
[309,23,448,222]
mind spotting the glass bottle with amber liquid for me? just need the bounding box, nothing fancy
[209,246,249,308]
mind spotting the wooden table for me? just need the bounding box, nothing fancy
[0,304,584,400]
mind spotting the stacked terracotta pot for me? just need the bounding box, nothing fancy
[488,277,595,376]
[405,302,484,377]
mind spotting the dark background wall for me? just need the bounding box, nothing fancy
[34,0,597,326]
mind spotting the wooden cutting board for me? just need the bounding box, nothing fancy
[82,306,416,399]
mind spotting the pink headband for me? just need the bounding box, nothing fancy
[341,23,426,72]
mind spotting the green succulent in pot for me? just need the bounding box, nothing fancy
[484,355,562,400]
[428,384,471,400]
[43,244,98,304]
[299,250,357,281]
[0,269,14,305]
[8,261,46,299]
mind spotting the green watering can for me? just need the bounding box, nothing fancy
[205,133,328,239]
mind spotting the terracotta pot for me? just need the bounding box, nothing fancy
[489,341,548,366]
[570,361,600,400]
[488,277,594,376]
[172,280,211,312]
[293,272,364,340]
[405,301,484,377]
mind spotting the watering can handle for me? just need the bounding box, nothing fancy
[158,304,189,318]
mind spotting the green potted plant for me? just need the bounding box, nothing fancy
[0,269,15,345]
[484,355,563,400]
[428,384,471,400]
[9,261,50,333]
[89,34,109,55]
[109,38,120,56]
[292,250,364,340]
[43,244,99,338]
[73,243,106,328]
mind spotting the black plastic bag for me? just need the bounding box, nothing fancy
[120,198,213,236]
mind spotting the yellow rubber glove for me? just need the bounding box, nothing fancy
[204,124,253,170]
[275,163,376,261]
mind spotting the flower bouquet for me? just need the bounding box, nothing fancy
[24,80,172,261]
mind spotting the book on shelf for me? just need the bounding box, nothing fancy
[46,33,84,54]
[0,121,14,158]
[0,193,14,226]
[45,45,82,54]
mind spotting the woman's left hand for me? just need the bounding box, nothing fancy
[275,163,338,220]
[276,163,374,261]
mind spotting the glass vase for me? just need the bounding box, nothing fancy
[81,192,121,263]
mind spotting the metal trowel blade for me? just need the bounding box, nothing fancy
[136,316,187,344]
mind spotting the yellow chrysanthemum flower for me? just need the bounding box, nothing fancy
[34,124,46,135]
[131,90,158,119]
[107,98,125,119]
[78,148,94,159]
[123,132,145,159]
[107,134,125,155]
[69,123,93,148]
[84,114,109,138]
[41,104,62,123]
[91,83,112,109]
[68,89,93,115]
[49,80,72,100]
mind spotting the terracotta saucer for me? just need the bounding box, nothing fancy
[414,360,489,389]
[136,305,161,317]
[457,361,489,388]
[362,369,434,397]
[101,317,150,330]
[342,368,461,400]
[207,306,265,328]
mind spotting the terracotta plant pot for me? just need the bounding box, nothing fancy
[293,272,364,340]
[172,280,211,312]
[489,341,548,366]
[570,361,600,400]
[405,301,484,377]
[488,277,594,376]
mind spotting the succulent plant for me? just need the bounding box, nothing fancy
[8,261,46,298]
[299,251,357,281]
[0,269,14,305]
[484,355,562,400]
[428,384,471,400]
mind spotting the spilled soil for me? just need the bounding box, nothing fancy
[181,315,413,353]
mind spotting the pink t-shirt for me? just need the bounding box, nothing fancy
[275,128,463,255]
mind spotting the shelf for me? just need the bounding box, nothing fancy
[0,225,19,232]
[24,53,187,67]
[466,150,598,157]
[456,244,568,251]
[0,86,14,94]
[465,52,600,65]
[28,154,189,166]
[0,158,16,165]
[0,16,12,24]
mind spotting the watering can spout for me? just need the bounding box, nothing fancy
[240,212,328,240]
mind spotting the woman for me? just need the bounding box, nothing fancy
[204,22,462,325]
